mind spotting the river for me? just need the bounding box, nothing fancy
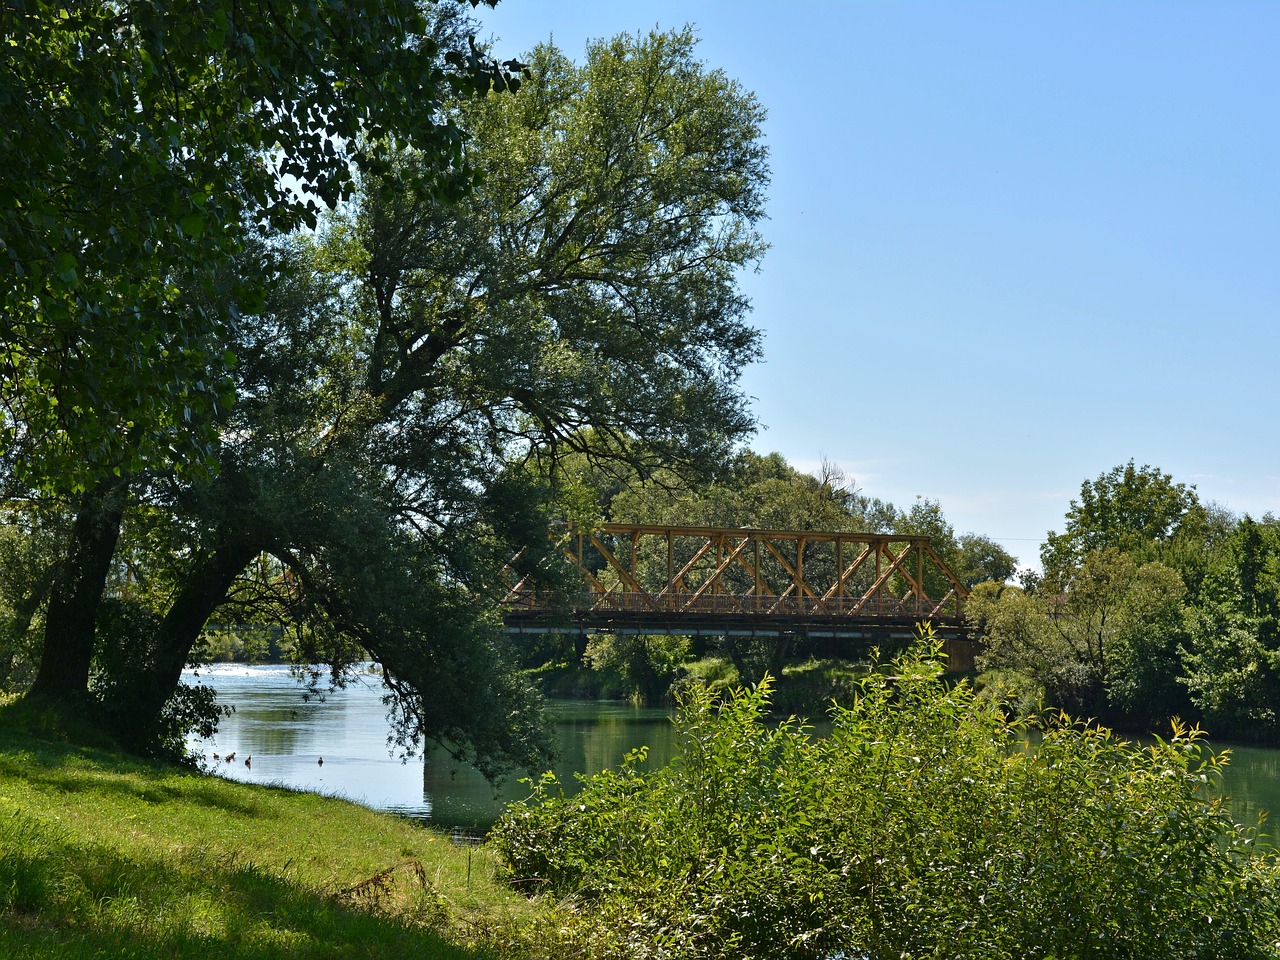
[184,663,680,834]
[185,663,1280,838]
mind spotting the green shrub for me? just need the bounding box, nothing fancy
[528,661,630,700]
[91,598,228,758]
[492,632,1280,960]
[772,657,867,714]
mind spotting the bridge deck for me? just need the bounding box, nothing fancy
[504,610,962,640]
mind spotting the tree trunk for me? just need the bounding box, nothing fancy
[117,531,261,742]
[721,635,754,685]
[26,477,128,704]
[770,635,792,677]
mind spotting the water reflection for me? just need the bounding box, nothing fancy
[409,703,677,831]
[186,664,431,815]
[1217,742,1280,839]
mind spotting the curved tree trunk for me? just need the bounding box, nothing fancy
[115,530,261,746]
[26,477,128,704]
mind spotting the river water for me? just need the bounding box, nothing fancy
[185,663,1280,838]
[184,664,679,833]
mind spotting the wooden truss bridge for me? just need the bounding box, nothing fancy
[502,523,971,645]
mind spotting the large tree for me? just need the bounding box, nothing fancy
[13,0,517,709]
[891,498,1018,590]
[19,27,771,772]
[971,549,1187,724]
[1181,515,1280,740]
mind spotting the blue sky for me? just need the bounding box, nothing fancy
[476,1,1280,571]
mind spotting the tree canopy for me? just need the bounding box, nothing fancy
[0,0,517,490]
[970,460,1280,741]
[1041,460,1204,577]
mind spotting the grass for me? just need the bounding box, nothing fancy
[0,714,574,960]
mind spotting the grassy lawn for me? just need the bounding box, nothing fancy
[0,718,567,960]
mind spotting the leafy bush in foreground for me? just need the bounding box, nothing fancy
[492,636,1280,959]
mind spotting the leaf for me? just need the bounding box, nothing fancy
[54,251,78,285]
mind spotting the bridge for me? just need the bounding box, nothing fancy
[502,524,972,660]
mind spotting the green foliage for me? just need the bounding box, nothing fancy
[526,658,631,700]
[676,656,740,697]
[195,625,290,664]
[1180,516,1280,740]
[90,598,229,758]
[987,461,1280,743]
[771,657,867,715]
[967,581,1053,710]
[0,505,65,692]
[954,532,1019,588]
[493,635,1280,959]
[339,25,769,481]
[1042,460,1204,578]
[6,21,775,767]
[584,633,690,704]
[1,1,518,491]
[1102,554,1189,717]
[608,452,889,533]
[118,25,768,764]
[973,549,1188,724]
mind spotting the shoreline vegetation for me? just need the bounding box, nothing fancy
[497,642,1280,958]
[193,648,886,721]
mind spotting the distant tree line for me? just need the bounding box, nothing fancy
[970,460,1280,743]
[524,452,1280,745]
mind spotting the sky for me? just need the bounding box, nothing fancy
[475,1,1280,572]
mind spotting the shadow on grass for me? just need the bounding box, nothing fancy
[0,754,272,818]
[0,720,269,818]
[0,817,493,960]
[0,704,552,959]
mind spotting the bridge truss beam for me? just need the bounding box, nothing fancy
[503,523,969,639]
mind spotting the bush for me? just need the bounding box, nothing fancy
[528,660,631,700]
[772,657,867,715]
[491,633,1280,960]
[672,656,739,700]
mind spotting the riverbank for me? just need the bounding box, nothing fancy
[0,715,572,959]
[531,653,950,715]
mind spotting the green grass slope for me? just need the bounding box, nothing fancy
[0,721,562,960]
